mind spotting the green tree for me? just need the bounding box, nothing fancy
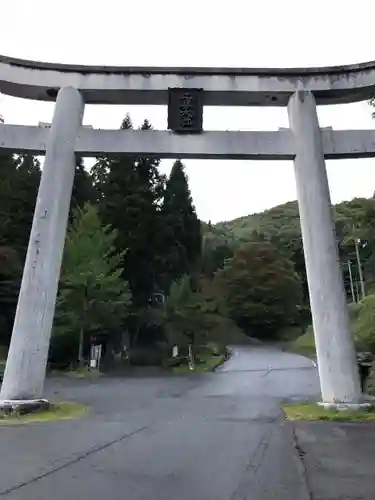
[52,203,132,367]
[0,154,41,257]
[91,115,134,202]
[95,116,166,308]
[353,294,375,354]
[0,152,93,255]
[157,275,212,368]
[0,246,22,347]
[215,240,303,338]
[201,227,235,278]
[70,158,95,214]
[162,160,201,288]
[0,138,39,344]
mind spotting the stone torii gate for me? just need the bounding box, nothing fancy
[1,55,375,408]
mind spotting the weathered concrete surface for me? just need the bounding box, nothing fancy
[1,54,375,105]
[0,87,84,401]
[288,91,361,405]
[294,421,375,500]
[2,125,375,160]
[0,346,318,499]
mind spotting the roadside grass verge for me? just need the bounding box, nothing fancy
[287,327,375,396]
[0,401,90,425]
[0,345,7,374]
[368,370,375,395]
[48,366,103,379]
[172,352,226,374]
[287,303,362,360]
[170,344,229,374]
[287,327,316,359]
[282,402,375,422]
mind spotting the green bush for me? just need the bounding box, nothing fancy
[206,342,223,356]
[48,331,79,370]
[215,241,303,339]
[129,346,163,366]
[348,301,362,322]
[290,300,370,358]
[205,315,252,347]
[0,345,7,361]
[163,355,186,368]
[353,294,375,354]
[289,326,316,357]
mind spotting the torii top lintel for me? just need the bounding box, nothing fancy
[1,55,375,106]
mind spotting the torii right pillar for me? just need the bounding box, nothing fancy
[288,90,363,407]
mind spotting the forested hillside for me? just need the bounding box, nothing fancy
[214,195,375,357]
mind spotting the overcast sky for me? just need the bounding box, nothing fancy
[1,0,375,223]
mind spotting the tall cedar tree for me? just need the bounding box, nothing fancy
[162,160,201,289]
[0,144,94,347]
[0,246,22,346]
[71,158,96,215]
[94,116,166,307]
[0,154,41,257]
[0,149,40,345]
[0,153,94,256]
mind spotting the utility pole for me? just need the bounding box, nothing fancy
[354,237,366,300]
[355,280,360,302]
[347,260,356,302]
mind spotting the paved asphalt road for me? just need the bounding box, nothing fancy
[0,346,319,499]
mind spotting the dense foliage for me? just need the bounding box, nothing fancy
[215,241,303,337]
[51,204,132,367]
[161,160,202,290]
[2,111,375,369]
[215,196,375,305]
[353,295,375,353]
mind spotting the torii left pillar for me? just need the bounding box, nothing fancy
[0,87,84,402]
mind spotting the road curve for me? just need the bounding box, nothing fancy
[0,346,319,499]
[1,54,374,105]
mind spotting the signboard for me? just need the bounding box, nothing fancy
[90,344,102,369]
[168,88,203,134]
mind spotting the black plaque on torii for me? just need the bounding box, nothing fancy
[168,88,203,134]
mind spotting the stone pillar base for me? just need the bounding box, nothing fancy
[362,394,375,402]
[317,401,373,411]
[0,399,50,416]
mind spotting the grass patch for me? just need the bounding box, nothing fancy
[287,324,375,397]
[288,327,316,359]
[0,346,7,374]
[368,370,375,396]
[49,366,102,379]
[172,352,227,374]
[282,402,375,422]
[0,401,90,425]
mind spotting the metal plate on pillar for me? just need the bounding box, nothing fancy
[167,88,203,134]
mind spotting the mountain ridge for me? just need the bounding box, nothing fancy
[212,196,375,242]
